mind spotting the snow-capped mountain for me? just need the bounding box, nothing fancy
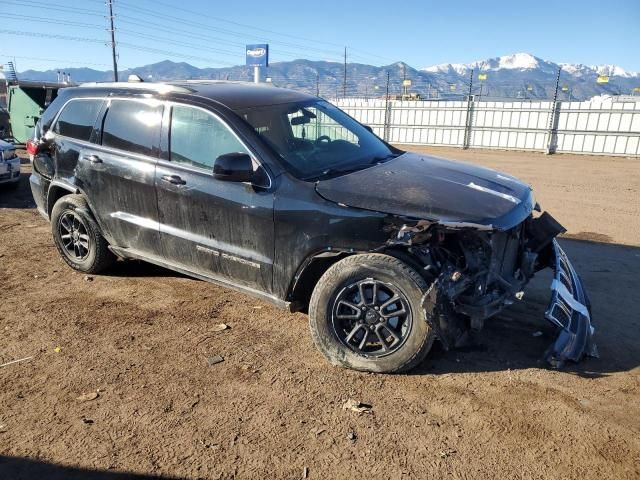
[559,62,637,78]
[420,53,639,99]
[423,53,637,77]
[424,53,550,74]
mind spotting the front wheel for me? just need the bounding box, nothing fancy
[309,253,435,373]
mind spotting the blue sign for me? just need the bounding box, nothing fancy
[246,44,269,67]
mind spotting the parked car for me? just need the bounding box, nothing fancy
[27,80,596,373]
[0,139,20,187]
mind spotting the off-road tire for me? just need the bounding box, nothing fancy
[51,194,115,274]
[309,253,435,373]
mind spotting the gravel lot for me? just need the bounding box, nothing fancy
[1,148,639,480]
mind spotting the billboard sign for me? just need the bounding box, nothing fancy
[246,44,269,67]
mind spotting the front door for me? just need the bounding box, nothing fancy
[155,103,274,293]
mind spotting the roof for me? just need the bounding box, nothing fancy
[169,81,316,110]
[77,80,316,110]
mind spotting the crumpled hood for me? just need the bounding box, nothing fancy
[315,152,535,230]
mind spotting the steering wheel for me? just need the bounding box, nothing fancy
[315,135,332,146]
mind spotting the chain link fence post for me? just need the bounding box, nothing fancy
[383,71,391,142]
[546,66,562,154]
[462,68,474,149]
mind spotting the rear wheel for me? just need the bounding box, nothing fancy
[51,194,115,273]
[309,253,435,373]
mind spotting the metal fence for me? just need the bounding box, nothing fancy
[331,97,640,157]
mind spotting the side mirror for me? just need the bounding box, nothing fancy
[213,152,254,183]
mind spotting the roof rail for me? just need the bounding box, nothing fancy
[168,79,256,85]
[78,82,192,94]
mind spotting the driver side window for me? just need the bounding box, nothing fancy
[170,105,248,170]
[287,107,358,145]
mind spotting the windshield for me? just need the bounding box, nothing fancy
[238,100,397,180]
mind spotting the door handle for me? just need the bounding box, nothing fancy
[83,154,102,164]
[161,174,186,185]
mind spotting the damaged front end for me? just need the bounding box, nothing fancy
[386,211,597,367]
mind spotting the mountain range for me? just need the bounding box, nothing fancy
[15,53,640,101]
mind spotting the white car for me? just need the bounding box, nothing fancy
[0,140,20,187]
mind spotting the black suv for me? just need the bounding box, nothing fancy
[28,80,596,372]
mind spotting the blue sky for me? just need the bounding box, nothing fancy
[1,0,639,72]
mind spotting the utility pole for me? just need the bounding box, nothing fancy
[316,71,320,97]
[107,0,119,82]
[343,47,347,98]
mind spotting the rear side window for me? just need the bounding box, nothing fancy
[53,99,103,141]
[101,100,163,157]
[170,105,248,169]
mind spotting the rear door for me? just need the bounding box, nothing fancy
[155,102,274,293]
[46,97,106,204]
[78,98,164,256]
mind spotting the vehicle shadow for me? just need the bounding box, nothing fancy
[413,238,640,377]
[107,259,192,280]
[0,455,183,480]
[0,172,36,209]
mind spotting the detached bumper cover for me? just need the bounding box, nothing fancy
[544,240,598,367]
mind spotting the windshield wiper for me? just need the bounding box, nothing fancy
[306,154,400,181]
[310,165,368,181]
[368,153,400,164]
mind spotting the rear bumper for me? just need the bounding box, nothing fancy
[29,171,49,218]
[544,239,598,367]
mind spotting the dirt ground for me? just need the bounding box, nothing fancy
[1,148,639,480]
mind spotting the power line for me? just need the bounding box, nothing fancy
[116,3,347,60]
[4,0,103,15]
[130,0,389,60]
[0,54,123,68]
[115,18,337,63]
[0,13,103,29]
[0,30,237,67]
[6,0,391,67]
[134,0,343,48]
[0,29,106,45]
[118,43,236,66]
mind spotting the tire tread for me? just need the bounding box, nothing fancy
[51,194,115,274]
[309,253,434,373]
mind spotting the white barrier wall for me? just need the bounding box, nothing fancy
[332,97,640,157]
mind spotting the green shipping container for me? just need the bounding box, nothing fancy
[7,81,63,143]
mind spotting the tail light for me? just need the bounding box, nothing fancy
[26,139,40,156]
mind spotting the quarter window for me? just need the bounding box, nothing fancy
[53,99,103,141]
[101,100,163,157]
[170,105,248,169]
